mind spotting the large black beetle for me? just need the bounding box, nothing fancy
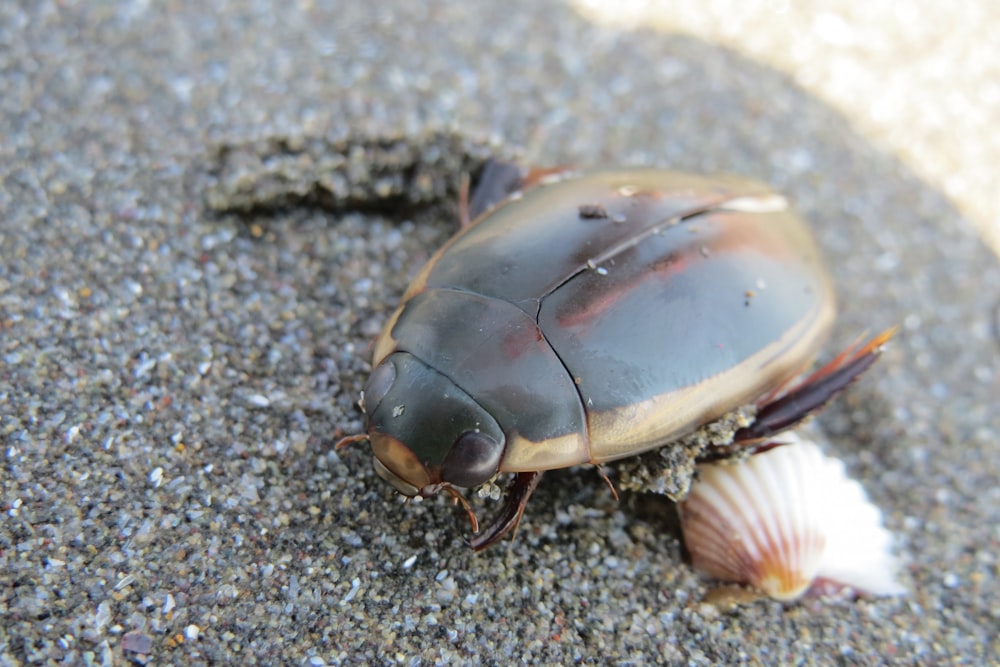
[339,161,890,550]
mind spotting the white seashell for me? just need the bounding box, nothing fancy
[679,433,905,600]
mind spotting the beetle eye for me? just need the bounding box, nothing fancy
[440,431,504,488]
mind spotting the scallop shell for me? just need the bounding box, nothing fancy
[679,433,904,600]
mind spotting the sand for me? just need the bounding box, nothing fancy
[2,2,998,665]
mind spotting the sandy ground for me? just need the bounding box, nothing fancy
[2,1,999,665]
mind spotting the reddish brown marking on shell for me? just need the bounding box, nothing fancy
[554,251,694,330]
[499,321,547,360]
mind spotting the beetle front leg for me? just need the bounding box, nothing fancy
[469,471,544,552]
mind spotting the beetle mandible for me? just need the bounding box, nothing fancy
[338,161,891,550]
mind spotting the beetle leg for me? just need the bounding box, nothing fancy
[467,160,526,221]
[458,172,472,228]
[594,464,620,502]
[713,327,896,456]
[519,164,575,189]
[466,160,578,223]
[440,483,480,534]
[334,433,369,450]
[469,471,544,552]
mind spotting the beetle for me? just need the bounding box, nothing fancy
[338,161,891,550]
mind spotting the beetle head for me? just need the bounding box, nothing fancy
[362,352,506,500]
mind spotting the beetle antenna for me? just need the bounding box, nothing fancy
[594,464,619,502]
[334,433,369,450]
[441,484,480,534]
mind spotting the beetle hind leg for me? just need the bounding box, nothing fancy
[703,328,896,460]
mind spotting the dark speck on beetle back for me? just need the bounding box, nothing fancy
[578,203,609,219]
